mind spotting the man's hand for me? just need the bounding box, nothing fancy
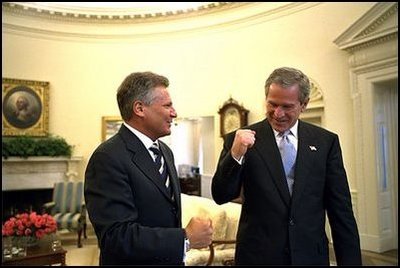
[231,129,256,160]
[184,217,213,249]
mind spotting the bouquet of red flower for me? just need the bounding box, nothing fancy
[2,212,57,239]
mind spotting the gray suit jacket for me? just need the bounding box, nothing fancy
[212,119,361,265]
[85,124,185,265]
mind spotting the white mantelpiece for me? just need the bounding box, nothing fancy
[2,156,83,191]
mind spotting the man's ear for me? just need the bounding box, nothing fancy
[133,101,145,117]
[301,97,309,113]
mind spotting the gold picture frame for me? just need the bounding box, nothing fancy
[102,116,123,141]
[2,78,49,136]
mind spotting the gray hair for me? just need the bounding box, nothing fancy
[264,67,310,104]
[117,72,169,121]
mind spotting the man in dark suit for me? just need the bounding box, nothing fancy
[85,72,213,265]
[212,67,361,265]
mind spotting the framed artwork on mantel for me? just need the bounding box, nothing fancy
[2,78,49,136]
[102,116,123,141]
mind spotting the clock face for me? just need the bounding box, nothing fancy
[223,107,241,134]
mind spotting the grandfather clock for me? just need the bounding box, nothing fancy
[218,97,249,137]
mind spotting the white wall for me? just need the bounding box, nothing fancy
[2,3,376,189]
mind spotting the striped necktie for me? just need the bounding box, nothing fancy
[149,143,171,196]
[278,131,296,195]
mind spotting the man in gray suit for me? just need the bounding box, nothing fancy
[85,72,213,265]
[212,67,361,265]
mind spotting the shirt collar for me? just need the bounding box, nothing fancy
[273,120,299,139]
[123,122,157,150]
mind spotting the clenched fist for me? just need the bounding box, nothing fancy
[184,217,213,249]
[231,129,256,160]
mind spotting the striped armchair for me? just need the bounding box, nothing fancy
[43,181,87,247]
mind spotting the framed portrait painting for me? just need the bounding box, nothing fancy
[2,78,49,136]
[102,116,123,141]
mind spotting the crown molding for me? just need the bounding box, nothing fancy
[2,2,320,41]
[2,2,243,23]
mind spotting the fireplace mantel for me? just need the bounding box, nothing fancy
[2,156,83,191]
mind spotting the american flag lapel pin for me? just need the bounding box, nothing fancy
[309,145,317,151]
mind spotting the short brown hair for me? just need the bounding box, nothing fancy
[117,72,169,121]
[264,67,310,104]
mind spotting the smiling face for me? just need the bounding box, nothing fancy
[265,83,308,133]
[141,86,177,140]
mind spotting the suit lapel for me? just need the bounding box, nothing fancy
[159,142,181,207]
[118,125,175,202]
[291,121,317,203]
[253,120,291,207]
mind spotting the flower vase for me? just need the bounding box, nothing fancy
[9,237,27,257]
[24,236,39,248]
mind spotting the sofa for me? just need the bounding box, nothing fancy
[181,193,241,266]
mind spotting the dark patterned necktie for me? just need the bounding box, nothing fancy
[278,131,296,195]
[149,143,171,196]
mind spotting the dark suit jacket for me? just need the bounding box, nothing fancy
[85,124,185,265]
[212,119,361,265]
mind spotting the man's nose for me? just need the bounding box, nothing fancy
[171,107,177,118]
[274,106,285,117]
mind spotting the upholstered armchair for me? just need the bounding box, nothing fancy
[181,193,241,266]
[43,181,87,247]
